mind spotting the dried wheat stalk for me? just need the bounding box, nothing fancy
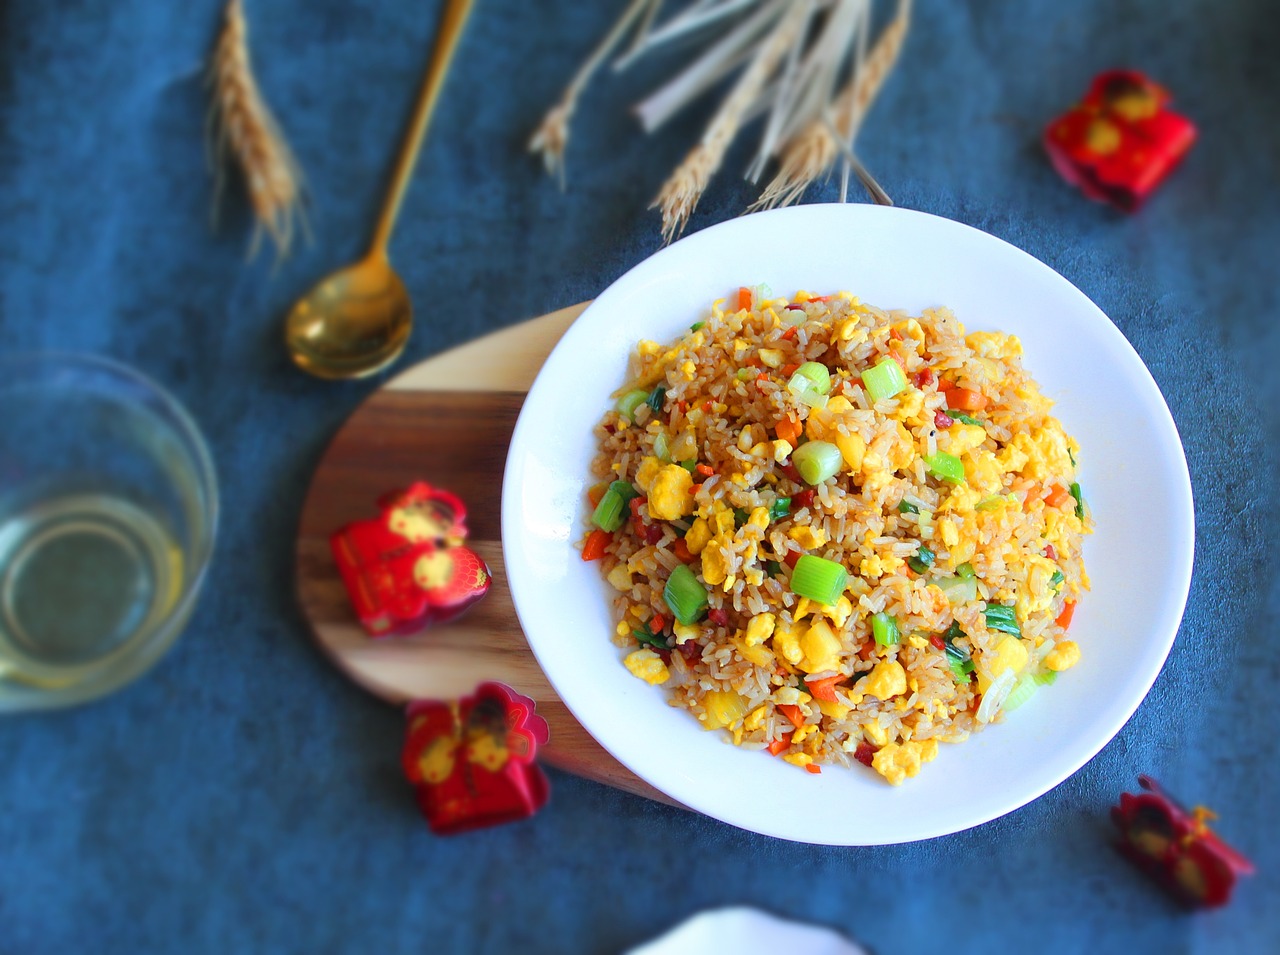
[528,0,660,187]
[208,0,306,259]
[750,0,910,210]
[651,0,811,242]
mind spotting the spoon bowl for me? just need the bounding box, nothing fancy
[284,256,411,380]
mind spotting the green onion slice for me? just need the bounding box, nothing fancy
[791,362,831,395]
[646,386,667,414]
[1049,569,1065,591]
[631,623,669,651]
[1070,482,1085,519]
[897,499,920,515]
[609,481,639,505]
[923,451,965,484]
[664,564,709,625]
[590,489,626,532]
[690,321,705,332]
[935,575,977,606]
[1003,674,1040,713]
[861,357,909,402]
[984,603,1022,636]
[790,554,848,605]
[792,441,842,485]
[947,410,982,426]
[907,544,935,575]
[871,612,901,647]
[769,497,792,521]
[1033,669,1059,687]
[615,389,649,422]
[956,563,976,579]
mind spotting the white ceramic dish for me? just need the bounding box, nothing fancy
[502,204,1193,845]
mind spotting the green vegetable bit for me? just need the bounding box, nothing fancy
[984,603,1022,636]
[764,560,782,578]
[615,389,649,422]
[769,497,792,521]
[1033,670,1059,687]
[948,657,975,681]
[907,544,935,575]
[1003,674,1040,712]
[736,368,754,381]
[871,612,901,647]
[733,507,750,528]
[690,321,705,332]
[790,554,848,606]
[646,386,667,414]
[788,362,832,395]
[609,480,638,504]
[897,499,920,515]
[1070,482,1085,519]
[946,410,982,426]
[590,489,626,532]
[923,451,965,484]
[679,459,698,474]
[861,357,909,402]
[943,631,975,681]
[792,440,842,484]
[956,563,976,580]
[631,623,669,651]
[1049,569,1065,591]
[664,563,709,625]
[935,574,977,606]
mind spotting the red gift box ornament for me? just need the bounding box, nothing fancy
[330,481,491,637]
[402,683,550,835]
[1044,69,1197,211]
[1111,775,1254,908]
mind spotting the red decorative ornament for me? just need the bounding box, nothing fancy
[330,481,492,637]
[1111,775,1254,908]
[402,683,550,835]
[1044,69,1197,211]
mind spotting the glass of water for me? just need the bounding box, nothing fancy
[0,354,218,711]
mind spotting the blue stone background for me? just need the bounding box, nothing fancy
[1,0,1276,951]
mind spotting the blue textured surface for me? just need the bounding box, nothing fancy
[1,1,1277,951]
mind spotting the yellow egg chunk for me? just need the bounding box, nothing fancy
[1044,640,1081,671]
[743,613,776,646]
[799,620,842,673]
[773,621,805,666]
[870,739,939,785]
[977,635,1029,693]
[788,525,828,549]
[862,660,907,700]
[649,464,695,520]
[685,518,713,555]
[817,699,851,720]
[701,539,730,586]
[635,455,663,492]
[624,649,670,685]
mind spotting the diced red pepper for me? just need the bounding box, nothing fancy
[695,463,715,477]
[780,461,801,483]
[768,734,792,756]
[805,763,822,775]
[929,634,946,651]
[777,704,805,730]
[678,640,701,664]
[1056,601,1076,630]
[702,400,713,413]
[737,286,752,311]
[781,325,799,340]
[781,362,801,378]
[804,673,846,702]
[581,529,611,561]
[650,613,666,633]
[1044,543,1057,560]
[673,539,693,563]
[756,372,769,384]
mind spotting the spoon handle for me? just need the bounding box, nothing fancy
[368,0,477,258]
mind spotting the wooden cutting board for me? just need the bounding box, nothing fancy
[295,302,679,805]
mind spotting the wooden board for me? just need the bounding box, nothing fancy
[296,303,679,805]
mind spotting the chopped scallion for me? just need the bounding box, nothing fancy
[769,497,792,521]
[792,440,842,485]
[1033,669,1059,687]
[790,362,831,395]
[679,460,697,474]
[1049,569,1065,591]
[984,603,1021,636]
[861,357,909,402]
[764,560,782,578]
[690,321,705,332]
[1070,482,1085,519]
[923,451,965,484]
[733,507,750,528]
[609,481,639,505]
[871,612,900,647]
[946,410,982,426]
[615,389,649,422]
[1003,674,1040,712]
[590,489,625,532]
[790,554,848,605]
[935,574,977,606]
[631,623,669,651]
[663,564,709,625]
[948,656,975,681]
[907,544,935,575]
[646,386,667,414]
[897,499,920,515]
[956,563,976,580]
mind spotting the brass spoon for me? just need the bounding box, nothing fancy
[285,0,476,379]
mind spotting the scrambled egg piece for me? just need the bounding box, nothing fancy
[977,635,1028,693]
[871,739,939,785]
[701,539,731,586]
[772,439,794,462]
[743,706,767,732]
[859,553,905,579]
[862,660,907,700]
[817,699,851,720]
[635,455,663,492]
[799,620,841,673]
[624,649,669,685]
[1009,426,1074,482]
[788,525,827,549]
[783,752,814,768]
[743,613,776,646]
[747,507,770,530]
[966,331,1022,361]
[862,720,889,747]
[672,621,700,645]
[773,620,805,666]
[685,518,713,555]
[965,450,1004,495]
[1015,553,1061,619]
[710,504,736,537]
[649,464,695,520]
[1044,640,1081,671]
[947,423,988,456]
[805,396,854,441]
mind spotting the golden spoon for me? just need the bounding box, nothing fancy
[285,0,476,380]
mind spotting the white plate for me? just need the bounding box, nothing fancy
[628,907,867,955]
[502,204,1193,845]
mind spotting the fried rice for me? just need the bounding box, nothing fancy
[581,288,1091,785]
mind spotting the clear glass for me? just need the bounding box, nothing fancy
[0,354,218,710]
